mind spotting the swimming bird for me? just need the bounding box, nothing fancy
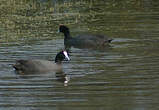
[58,25,113,49]
[13,50,70,74]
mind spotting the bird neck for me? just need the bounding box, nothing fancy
[55,55,62,64]
[64,31,72,39]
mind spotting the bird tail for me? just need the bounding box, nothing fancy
[108,39,113,43]
[12,60,26,70]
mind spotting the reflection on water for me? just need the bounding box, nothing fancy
[0,0,159,110]
[14,70,70,86]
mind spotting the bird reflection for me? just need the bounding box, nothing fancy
[55,72,70,86]
[14,70,70,86]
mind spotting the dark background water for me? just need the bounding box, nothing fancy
[0,0,159,110]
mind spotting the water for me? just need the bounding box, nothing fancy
[0,0,159,110]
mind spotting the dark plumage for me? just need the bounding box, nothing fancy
[13,50,70,74]
[59,25,113,48]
